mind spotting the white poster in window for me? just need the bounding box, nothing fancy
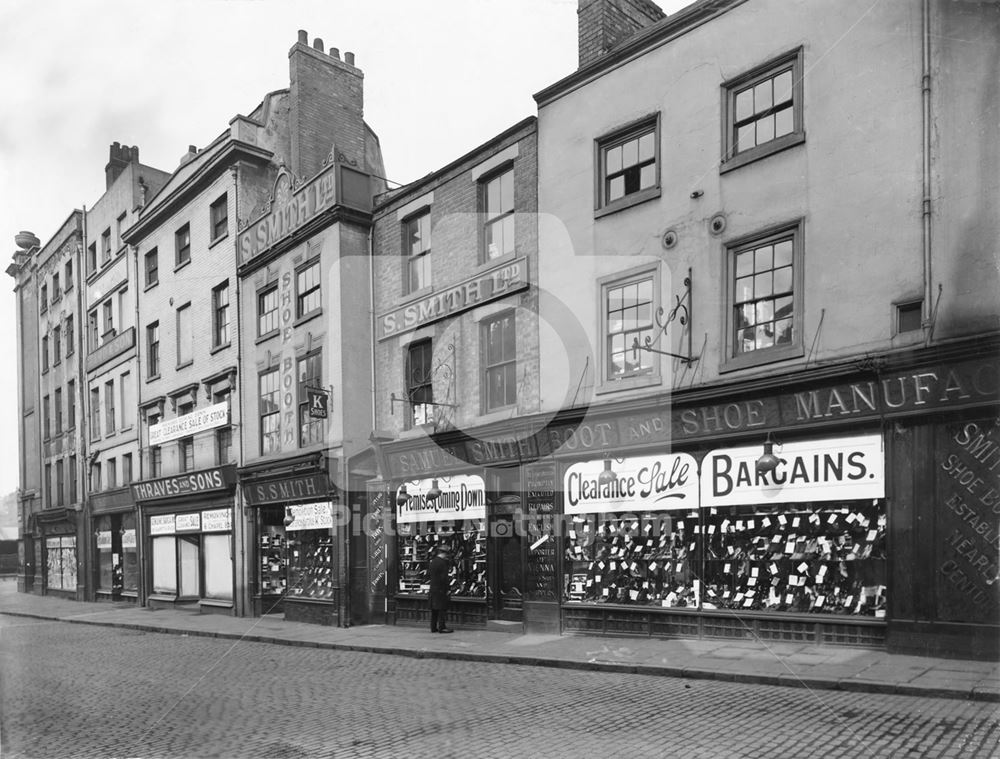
[563,454,699,515]
[201,508,231,533]
[149,514,175,535]
[96,530,112,549]
[396,475,487,524]
[149,401,230,446]
[122,529,137,548]
[174,513,201,532]
[700,434,885,507]
[285,502,333,531]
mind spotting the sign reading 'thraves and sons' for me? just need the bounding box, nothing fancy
[563,453,699,515]
[701,434,884,507]
[396,475,487,524]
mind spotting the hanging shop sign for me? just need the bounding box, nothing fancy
[149,515,175,536]
[284,502,334,532]
[563,453,699,515]
[307,387,329,419]
[396,475,487,524]
[701,434,885,507]
[201,509,232,533]
[243,473,330,506]
[239,166,337,265]
[377,257,527,340]
[131,465,236,503]
[149,402,230,446]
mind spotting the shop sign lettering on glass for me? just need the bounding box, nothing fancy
[564,454,698,515]
[175,513,201,532]
[149,515,175,536]
[201,508,232,533]
[702,434,885,507]
[396,475,487,523]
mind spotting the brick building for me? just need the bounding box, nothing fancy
[369,118,542,630]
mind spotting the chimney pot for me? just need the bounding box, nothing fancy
[313,37,324,52]
[330,47,340,60]
[344,51,355,66]
[298,30,308,44]
[188,145,197,153]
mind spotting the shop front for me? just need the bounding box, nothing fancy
[132,465,238,613]
[89,488,138,603]
[240,457,343,626]
[561,437,888,645]
[29,508,82,599]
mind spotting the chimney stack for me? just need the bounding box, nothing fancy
[288,30,365,179]
[106,142,140,189]
[578,0,665,68]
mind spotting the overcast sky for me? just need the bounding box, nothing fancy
[0,0,688,497]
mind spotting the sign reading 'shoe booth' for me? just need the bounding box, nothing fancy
[701,434,885,507]
[396,475,487,524]
[563,454,699,515]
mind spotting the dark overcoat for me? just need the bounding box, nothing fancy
[428,554,451,610]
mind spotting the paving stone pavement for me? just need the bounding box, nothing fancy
[0,579,997,705]
[1,618,998,759]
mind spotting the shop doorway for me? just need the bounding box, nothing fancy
[488,496,523,621]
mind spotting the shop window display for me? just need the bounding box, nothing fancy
[121,514,139,593]
[564,511,701,606]
[45,536,77,591]
[259,525,288,597]
[398,521,487,598]
[701,500,886,616]
[287,530,336,600]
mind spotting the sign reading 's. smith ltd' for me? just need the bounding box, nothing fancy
[377,257,527,340]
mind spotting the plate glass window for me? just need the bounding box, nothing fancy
[405,340,433,428]
[296,261,321,319]
[483,312,516,411]
[405,212,431,293]
[483,170,514,260]
[605,277,654,379]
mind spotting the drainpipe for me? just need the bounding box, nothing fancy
[231,163,246,617]
[921,0,933,333]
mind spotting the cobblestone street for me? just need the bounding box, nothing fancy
[1,616,997,759]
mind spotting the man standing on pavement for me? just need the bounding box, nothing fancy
[429,543,454,633]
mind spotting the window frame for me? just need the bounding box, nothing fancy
[481,310,518,413]
[402,209,432,295]
[594,112,661,217]
[259,367,281,455]
[104,379,116,434]
[145,248,159,288]
[404,339,433,430]
[175,302,192,368]
[40,284,47,314]
[210,193,228,243]
[146,321,160,379]
[212,280,230,348]
[41,334,49,373]
[64,259,73,292]
[720,47,805,173]
[596,262,662,394]
[101,228,112,264]
[175,223,191,268]
[66,315,74,357]
[52,326,61,366]
[296,351,324,448]
[257,284,279,338]
[67,379,76,430]
[179,436,194,473]
[481,167,515,263]
[721,219,805,372]
[295,259,322,320]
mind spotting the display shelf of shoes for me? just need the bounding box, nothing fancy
[287,535,336,600]
[700,501,887,617]
[259,528,287,595]
[564,512,702,607]
[451,526,486,599]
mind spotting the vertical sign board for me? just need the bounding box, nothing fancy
[936,419,1000,624]
[524,463,558,601]
[367,487,387,602]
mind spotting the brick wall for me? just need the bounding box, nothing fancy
[578,0,665,68]
[371,121,539,437]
